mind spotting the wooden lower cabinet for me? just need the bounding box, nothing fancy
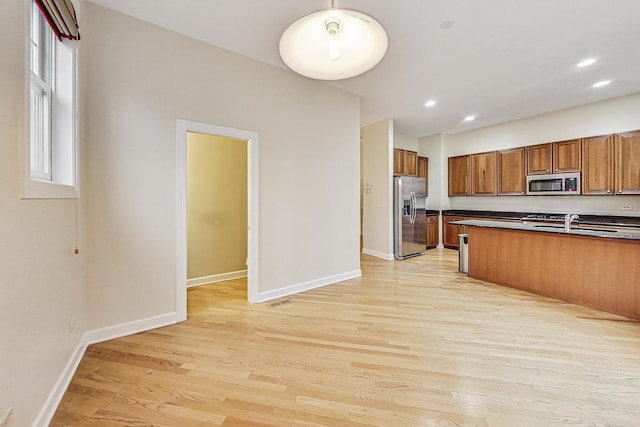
[443,215,466,249]
[425,215,439,249]
[467,226,640,320]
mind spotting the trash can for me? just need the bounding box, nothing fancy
[458,233,469,273]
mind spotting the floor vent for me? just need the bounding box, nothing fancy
[268,299,292,308]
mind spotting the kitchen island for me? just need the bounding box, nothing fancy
[455,220,640,320]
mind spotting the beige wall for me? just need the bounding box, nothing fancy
[361,119,393,258]
[1,0,361,423]
[82,2,361,330]
[187,133,247,279]
[0,1,86,426]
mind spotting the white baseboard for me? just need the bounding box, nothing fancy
[251,269,362,303]
[32,337,87,427]
[187,270,247,288]
[84,312,178,345]
[35,311,179,426]
[362,248,394,260]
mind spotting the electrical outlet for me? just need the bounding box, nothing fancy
[1,407,13,426]
[620,205,633,211]
[69,316,77,333]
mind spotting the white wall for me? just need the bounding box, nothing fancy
[393,131,418,151]
[0,1,87,426]
[440,93,640,215]
[361,119,394,259]
[82,3,362,330]
[418,134,444,211]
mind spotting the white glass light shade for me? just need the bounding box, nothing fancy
[279,9,388,80]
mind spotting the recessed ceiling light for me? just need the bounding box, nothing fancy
[424,100,436,107]
[464,116,475,122]
[592,80,611,88]
[577,58,596,67]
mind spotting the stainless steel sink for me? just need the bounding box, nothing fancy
[532,224,617,233]
[576,227,617,233]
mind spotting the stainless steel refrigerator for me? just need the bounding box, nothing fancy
[393,176,427,260]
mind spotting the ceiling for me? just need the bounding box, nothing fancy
[87,0,640,139]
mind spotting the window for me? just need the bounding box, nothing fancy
[24,0,78,198]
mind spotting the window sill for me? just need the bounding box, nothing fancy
[21,178,78,199]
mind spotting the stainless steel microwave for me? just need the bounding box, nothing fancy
[526,172,581,195]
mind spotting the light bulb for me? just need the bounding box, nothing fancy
[328,34,341,60]
[326,19,341,61]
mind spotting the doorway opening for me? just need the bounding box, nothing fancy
[176,119,259,322]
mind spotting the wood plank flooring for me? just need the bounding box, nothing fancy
[51,249,640,426]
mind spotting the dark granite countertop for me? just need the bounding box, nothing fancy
[442,210,640,228]
[453,219,640,241]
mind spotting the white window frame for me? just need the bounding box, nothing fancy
[23,0,78,199]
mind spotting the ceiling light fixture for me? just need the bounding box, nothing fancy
[425,100,437,107]
[592,80,611,88]
[577,58,597,67]
[464,116,475,122]
[279,0,388,80]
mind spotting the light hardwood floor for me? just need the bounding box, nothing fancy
[51,249,640,426]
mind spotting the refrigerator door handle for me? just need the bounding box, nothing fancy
[410,192,416,224]
[409,192,413,224]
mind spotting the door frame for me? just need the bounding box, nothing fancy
[176,119,259,321]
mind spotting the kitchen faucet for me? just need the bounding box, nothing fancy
[564,214,579,231]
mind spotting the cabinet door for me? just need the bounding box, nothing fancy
[615,130,640,195]
[553,138,581,173]
[426,215,438,249]
[443,216,465,248]
[472,151,497,195]
[448,155,471,196]
[582,134,614,195]
[497,147,526,195]
[526,143,552,175]
[418,156,429,195]
[393,149,405,176]
[404,150,418,177]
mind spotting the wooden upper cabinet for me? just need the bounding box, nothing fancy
[393,148,405,176]
[615,130,640,195]
[448,155,471,196]
[404,150,418,177]
[393,149,418,176]
[418,156,429,195]
[497,147,526,195]
[471,151,497,195]
[552,138,581,173]
[526,143,552,175]
[582,134,614,195]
